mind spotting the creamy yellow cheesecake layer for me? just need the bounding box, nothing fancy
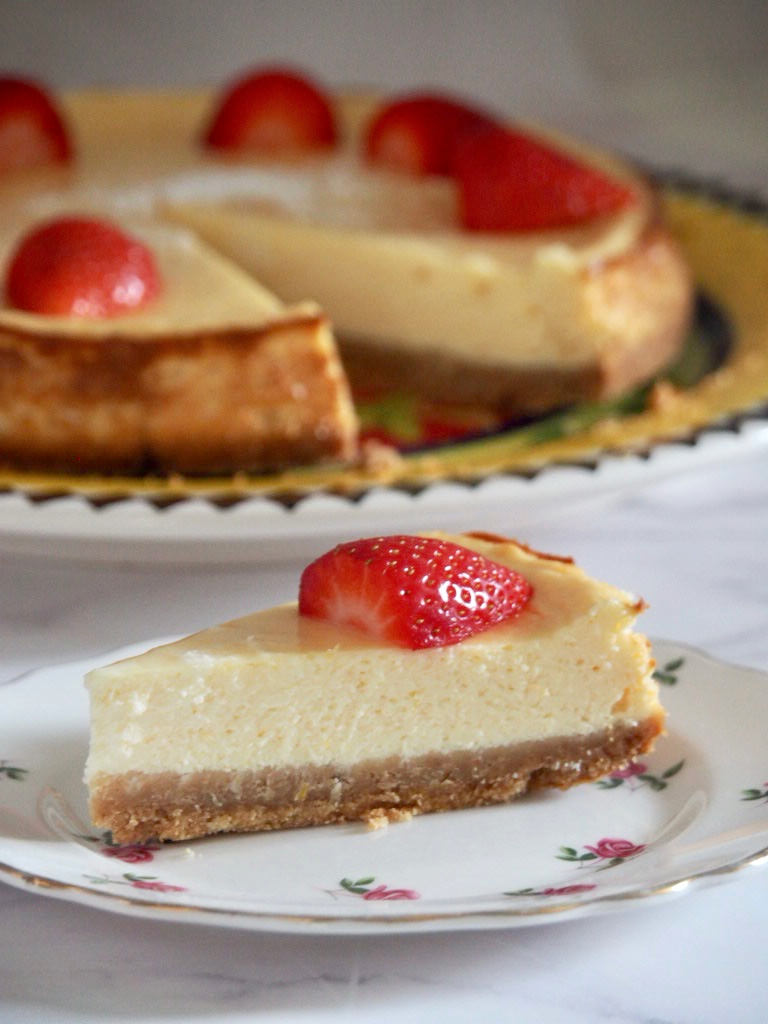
[84,536,660,780]
[166,199,655,366]
[0,219,314,337]
[1,90,656,366]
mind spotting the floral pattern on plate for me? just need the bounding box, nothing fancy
[557,837,647,870]
[85,872,187,894]
[334,877,420,901]
[0,761,29,782]
[742,783,768,805]
[506,884,597,898]
[596,759,686,792]
[0,638,767,934]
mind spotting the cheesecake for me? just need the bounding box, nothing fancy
[84,531,664,843]
[0,217,357,474]
[168,113,692,416]
[0,78,692,481]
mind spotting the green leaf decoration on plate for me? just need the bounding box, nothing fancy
[654,657,685,685]
[0,760,28,781]
[340,876,376,895]
[741,784,768,804]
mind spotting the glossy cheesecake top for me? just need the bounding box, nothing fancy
[85,534,662,777]
[0,89,659,365]
[0,217,322,338]
[1,89,652,268]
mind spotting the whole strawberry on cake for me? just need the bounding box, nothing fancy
[84,532,664,843]
[0,67,692,476]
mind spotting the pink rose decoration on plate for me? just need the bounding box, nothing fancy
[611,762,647,780]
[338,876,421,901]
[362,884,420,901]
[598,758,684,791]
[505,882,598,898]
[128,877,187,893]
[102,843,158,864]
[85,871,187,894]
[558,837,647,869]
[540,884,597,896]
[585,838,646,860]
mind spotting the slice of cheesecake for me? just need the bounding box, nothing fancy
[84,531,664,844]
[0,217,358,474]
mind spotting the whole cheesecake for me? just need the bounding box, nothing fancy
[84,532,665,843]
[0,217,357,474]
[0,79,693,478]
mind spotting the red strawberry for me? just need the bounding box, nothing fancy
[203,66,337,154]
[364,93,499,176]
[5,216,161,318]
[0,77,72,172]
[455,126,636,232]
[299,535,532,649]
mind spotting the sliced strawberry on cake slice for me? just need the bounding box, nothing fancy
[454,126,637,232]
[5,216,161,317]
[203,66,338,154]
[299,534,532,649]
[0,76,72,171]
[363,93,499,176]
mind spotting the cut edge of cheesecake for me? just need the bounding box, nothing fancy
[164,187,693,418]
[84,531,665,844]
[336,224,694,414]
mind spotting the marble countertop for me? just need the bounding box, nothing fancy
[1,439,767,1024]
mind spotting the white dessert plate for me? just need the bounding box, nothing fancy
[0,638,766,934]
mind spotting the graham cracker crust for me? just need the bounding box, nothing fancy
[90,715,664,844]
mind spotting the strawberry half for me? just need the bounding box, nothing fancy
[203,66,337,154]
[5,216,162,318]
[363,93,499,176]
[455,126,636,232]
[0,77,72,172]
[298,535,532,649]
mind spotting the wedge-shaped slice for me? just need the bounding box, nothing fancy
[0,219,357,474]
[84,531,664,843]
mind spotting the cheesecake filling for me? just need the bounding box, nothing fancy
[84,536,664,843]
[84,607,655,775]
[1,89,666,366]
